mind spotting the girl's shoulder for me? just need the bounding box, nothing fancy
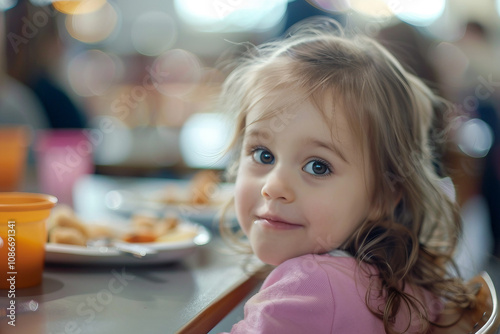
[263,251,374,290]
[258,253,440,333]
[250,252,387,333]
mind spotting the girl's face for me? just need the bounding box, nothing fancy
[234,93,375,266]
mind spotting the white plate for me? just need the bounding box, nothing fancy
[45,222,211,265]
[104,181,235,224]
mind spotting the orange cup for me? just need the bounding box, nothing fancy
[0,127,29,191]
[0,193,57,289]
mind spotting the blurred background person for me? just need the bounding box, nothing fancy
[4,0,88,129]
[0,8,48,130]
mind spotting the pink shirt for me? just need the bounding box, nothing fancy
[223,251,441,333]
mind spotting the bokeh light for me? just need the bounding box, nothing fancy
[67,49,119,97]
[349,0,446,26]
[174,0,287,32]
[0,0,17,11]
[65,0,118,44]
[349,0,394,20]
[53,0,106,15]
[179,113,231,169]
[388,0,446,26]
[457,118,493,158]
[131,12,177,56]
[150,49,202,97]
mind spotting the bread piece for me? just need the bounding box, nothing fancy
[86,224,116,240]
[47,204,89,238]
[131,214,157,233]
[49,226,87,246]
[156,226,198,243]
[155,216,179,236]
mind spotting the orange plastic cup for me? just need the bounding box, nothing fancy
[0,127,29,191]
[0,193,57,289]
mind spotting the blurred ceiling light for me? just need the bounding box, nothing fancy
[179,113,231,169]
[68,49,118,96]
[388,0,446,26]
[305,0,350,13]
[52,0,106,15]
[349,0,394,20]
[457,118,493,158]
[174,0,287,32]
[0,0,17,11]
[131,12,177,56]
[151,49,202,97]
[65,0,118,43]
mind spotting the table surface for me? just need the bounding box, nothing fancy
[0,174,259,334]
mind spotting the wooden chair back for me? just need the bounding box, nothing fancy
[432,272,500,334]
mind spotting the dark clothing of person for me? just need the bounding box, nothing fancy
[28,73,87,128]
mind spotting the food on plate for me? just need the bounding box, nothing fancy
[47,204,89,240]
[121,214,180,243]
[46,205,198,246]
[131,214,178,235]
[156,225,198,243]
[121,234,157,243]
[158,170,222,205]
[49,226,87,246]
[47,205,117,246]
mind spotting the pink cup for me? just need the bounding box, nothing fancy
[35,130,94,207]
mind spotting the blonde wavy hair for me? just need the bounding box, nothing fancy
[218,17,474,333]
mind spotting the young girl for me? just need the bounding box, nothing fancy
[218,18,475,333]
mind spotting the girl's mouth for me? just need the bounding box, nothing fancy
[254,217,303,230]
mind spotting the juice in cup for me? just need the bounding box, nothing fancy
[0,193,57,289]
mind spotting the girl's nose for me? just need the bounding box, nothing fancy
[261,167,295,203]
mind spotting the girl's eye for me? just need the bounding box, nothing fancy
[252,148,274,164]
[303,160,331,176]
